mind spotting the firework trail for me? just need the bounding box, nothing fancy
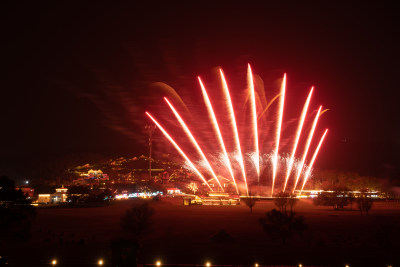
[300,129,328,194]
[258,93,281,121]
[292,106,322,193]
[220,69,249,196]
[145,112,213,191]
[164,97,224,191]
[271,74,286,196]
[147,65,328,196]
[247,64,260,181]
[283,87,313,192]
[151,82,191,114]
[198,77,239,194]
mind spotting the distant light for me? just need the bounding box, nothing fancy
[156,261,161,266]
[298,264,302,267]
[255,263,259,267]
[98,259,104,265]
[51,259,57,265]
[206,262,211,267]
[345,265,349,267]
[25,180,29,184]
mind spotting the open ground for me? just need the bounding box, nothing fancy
[4,199,400,266]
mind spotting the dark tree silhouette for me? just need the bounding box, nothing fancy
[242,192,257,213]
[274,191,289,212]
[313,185,351,210]
[348,192,355,210]
[357,190,374,215]
[259,209,307,245]
[0,176,36,244]
[288,194,299,213]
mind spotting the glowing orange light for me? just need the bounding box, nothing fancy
[156,260,161,266]
[248,64,260,180]
[164,97,224,191]
[272,74,286,196]
[51,259,57,265]
[198,77,238,194]
[300,129,328,194]
[283,87,313,192]
[148,66,328,196]
[146,112,213,191]
[292,106,322,193]
[220,69,248,195]
[98,259,104,265]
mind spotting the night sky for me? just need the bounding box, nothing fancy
[1,1,399,180]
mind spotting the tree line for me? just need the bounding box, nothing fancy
[313,188,375,215]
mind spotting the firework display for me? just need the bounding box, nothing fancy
[147,65,328,196]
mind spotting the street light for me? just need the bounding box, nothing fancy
[98,259,104,265]
[156,261,161,266]
[206,262,211,267]
[51,259,57,265]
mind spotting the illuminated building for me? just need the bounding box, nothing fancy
[183,192,240,205]
[72,169,109,186]
[167,188,181,195]
[37,186,68,204]
[37,194,51,204]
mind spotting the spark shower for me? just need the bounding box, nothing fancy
[146,65,328,196]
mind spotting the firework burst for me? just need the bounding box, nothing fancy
[146,65,328,196]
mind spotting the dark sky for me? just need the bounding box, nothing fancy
[1,1,399,180]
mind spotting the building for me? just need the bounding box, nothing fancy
[37,186,68,204]
[183,192,240,205]
[72,169,109,186]
[37,194,51,204]
[52,186,68,203]
[167,188,181,195]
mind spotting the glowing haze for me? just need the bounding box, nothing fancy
[146,65,328,196]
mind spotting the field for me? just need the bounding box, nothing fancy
[3,198,400,266]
